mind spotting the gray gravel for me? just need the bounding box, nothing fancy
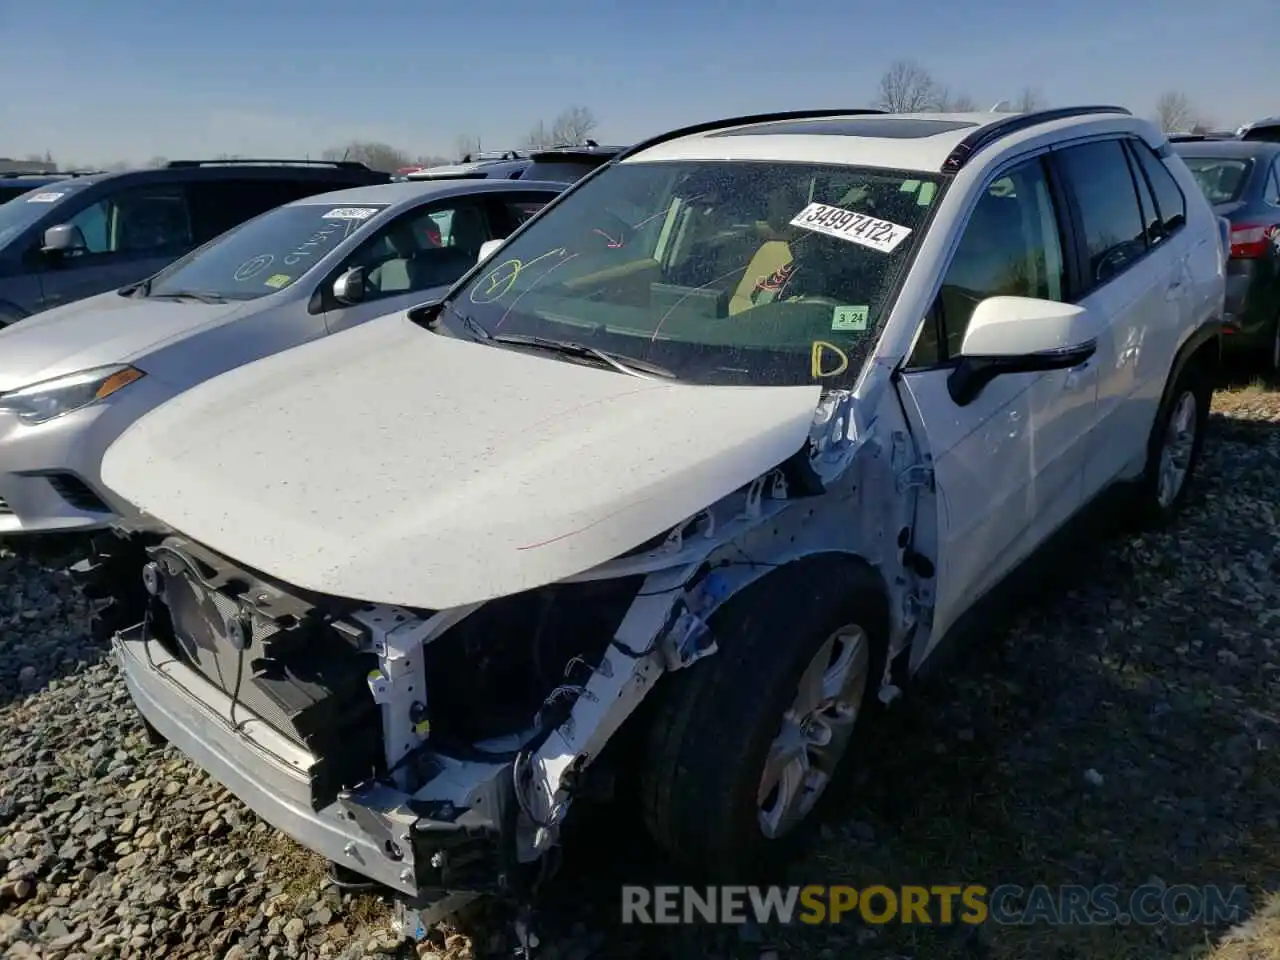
[1,384,1278,960]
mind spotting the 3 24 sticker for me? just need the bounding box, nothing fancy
[26,192,64,203]
[832,305,868,331]
[322,207,378,220]
[790,202,911,254]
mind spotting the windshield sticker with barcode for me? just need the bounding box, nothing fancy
[26,192,65,203]
[322,207,378,220]
[790,202,912,253]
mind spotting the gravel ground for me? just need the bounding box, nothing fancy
[1,380,1278,960]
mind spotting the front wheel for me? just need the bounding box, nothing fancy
[639,558,888,881]
[1133,356,1211,527]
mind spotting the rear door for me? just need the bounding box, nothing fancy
[317,195,511,334]
[39,183,195,309]
[1049,137,1186,497]
[897,151,1097,651]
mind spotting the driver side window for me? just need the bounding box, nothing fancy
[65,185,192,257]
[340,200,496,303]
[909,157,1066,367]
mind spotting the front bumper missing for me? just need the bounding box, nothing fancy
[113,622,510,902]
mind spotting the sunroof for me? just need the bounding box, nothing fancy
[708,117,979,139]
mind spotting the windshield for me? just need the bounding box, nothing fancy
[1181,156,1253,204]
[442,160,941,386]
[144,202,390,300]
[0,180,92,246]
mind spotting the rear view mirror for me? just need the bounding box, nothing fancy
[477,238,505,264]
[947,296,1101,406]
[332,266,365,305]
[42,223,87,255]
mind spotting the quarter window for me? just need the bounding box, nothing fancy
[909,157,1066,365]
[1128,141,1188,237]
[1055,140,1147,287]
[1266,162,1280,206]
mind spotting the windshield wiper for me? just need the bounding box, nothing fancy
[488,333,676,379]
[146,290,228,304]
[119,277,152,298]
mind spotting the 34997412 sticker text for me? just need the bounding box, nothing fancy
[790,202,912,254]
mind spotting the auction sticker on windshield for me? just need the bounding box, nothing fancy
[322,207,378,220]
[831,305,868,331]
[26,192,65,203]
[790,202,911,254]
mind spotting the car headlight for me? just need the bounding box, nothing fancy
[0,364,145,425]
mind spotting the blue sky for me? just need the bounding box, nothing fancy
[1,0,1275,167]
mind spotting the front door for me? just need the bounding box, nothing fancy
[37,184,194,310]
[897,153,1098,652]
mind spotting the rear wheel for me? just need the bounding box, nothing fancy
[1134,355,1211,527]
[639,558,888,881]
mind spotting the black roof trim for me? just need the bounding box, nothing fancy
[1167,132,1236,142]
[940,105,1133,173]
[615,109,886,162]
[166,158,372,171]
[528,145,626,163]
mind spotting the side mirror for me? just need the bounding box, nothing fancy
[947,296,1100,406]
[41,224,87,256]
[477,238,505,264]
[332,266,366,305]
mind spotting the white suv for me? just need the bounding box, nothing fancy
[95,106,1225,933]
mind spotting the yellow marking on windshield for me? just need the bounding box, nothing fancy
[811,340,849,379]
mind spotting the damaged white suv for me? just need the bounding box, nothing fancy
[95,106,1225,928]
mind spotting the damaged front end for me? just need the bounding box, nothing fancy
[108,383,917,920]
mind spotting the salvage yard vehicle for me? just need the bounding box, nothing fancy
[1173,138,1280,370]
[93,105,1224,944]
[0,159,391,326]
[0,172,75,205]
[0,177,563,537]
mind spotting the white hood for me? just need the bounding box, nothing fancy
[101,313,822,609]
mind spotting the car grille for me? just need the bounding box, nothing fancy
[47,474,109,512]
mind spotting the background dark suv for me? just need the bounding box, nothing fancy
[0,159,390,325]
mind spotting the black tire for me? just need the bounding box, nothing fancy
[639,557,889,881]
[1133,354,1211,528]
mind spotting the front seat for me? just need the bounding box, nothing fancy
[728,185,806,315]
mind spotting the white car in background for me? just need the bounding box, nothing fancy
[95,105,1224,939]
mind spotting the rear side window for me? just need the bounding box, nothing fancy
[186,179,352,243]
[1128,141,1187,237]
[1242,124,1280,143]
[1055,140,1148,287]
[1266,162,1280,207]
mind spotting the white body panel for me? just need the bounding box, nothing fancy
[100,313,821,609]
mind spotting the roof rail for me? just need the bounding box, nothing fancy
[0,170,62,178]
[616,109,887,162]
[941,105,1133,173]
[165,158,372,171]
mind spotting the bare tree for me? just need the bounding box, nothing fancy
[875,60,942,112]
[524,106,599,150]
[1014,87,1046,112]
[1153,91,1198,132]
[937,89,979,112]
[321,140,412,172]
[454,135,482,161]
[413,153,451,168]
